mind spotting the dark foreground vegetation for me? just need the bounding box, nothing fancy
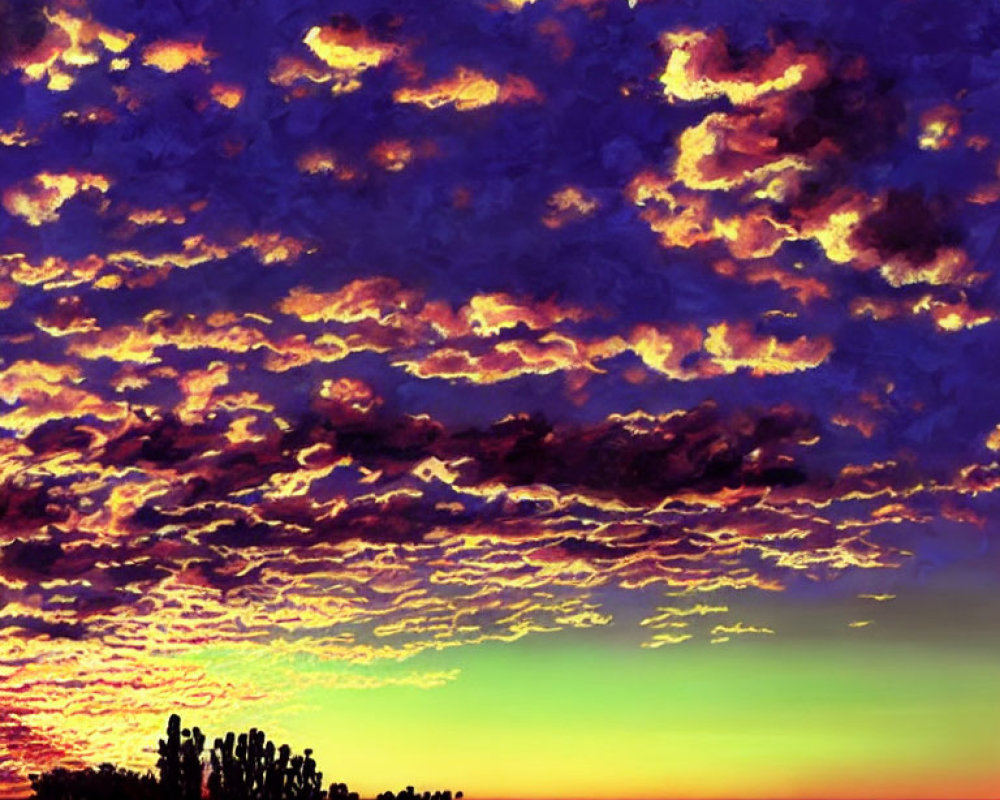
[30,715,463,800]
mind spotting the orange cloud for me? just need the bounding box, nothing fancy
[659,29,826,106]
[3,171,111,226]
[542,186,600,229]
[54,278,595,378]
[141,40,213,73]
[797,189,976,286]
[877,247,975,288]
[124,206,186,226]
[703,322,833,376]
[918,104,961,151]
[630,31,978,301]
[296,149,359,180]
[6,253,104,290]
[66,312,273,363]
[0,282,16,310]
[641,632,693,647]
[0,384,129,436]
[370,139,416,172]
[209,82,245,109]
[174,362,232,423]
[0,360,82,401]
[10,8,134,91]
[270,55,344,89]
[711,208,796,260]
[91,231,307,291]
[241,232,313,265]
[277,279,421,326]
[628,172,796,259]
[316,377,384,419]
[392,334,624,384]
[393,67,540,111]
[34,297,100,337]
[61,106,117,126]
[967,182,1000,205]
[261,333,355,372]
[626,321,832,379]
[463,293,591,337]
[536,18,574,61]
[270,18,401,95]
[831,410,878,439]
[627,174,716,248]
[713,259,830,305]
[632,170,977,291]
[984,425,1000,453]
[673,107,816,193]
[303,22,400,72]
[271,278,840,384]
[628,324,704,380]
[850,293,995,332]
[0,122,37,147]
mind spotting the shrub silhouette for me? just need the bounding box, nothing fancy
[31,714,462,800]
[30,763,159,800]
[376,791,462,800]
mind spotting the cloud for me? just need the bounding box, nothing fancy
[269,14,402,96]
[392,335,621,383]
[2,0,996,790]
[850,291,995,332]
[393,67,540,111]
[658,29,827,106]
[542,186,600,229]
[702,322,833,376]
[712,259,830,305]
[917,104,961,151]
[3,171,111,226]
[4,5,133,91]
[631,26,980,304]
[304,20,400,73]
[140,39,212,73]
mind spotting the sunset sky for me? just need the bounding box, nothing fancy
[1,0,999,797]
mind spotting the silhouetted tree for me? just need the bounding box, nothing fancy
[377,789,460,800]
[207,726,325,800]
[158,715,182,798]
[327,782,358,800]
[31,714,463,800]
[30,763,159,800]
[157,714,205,800]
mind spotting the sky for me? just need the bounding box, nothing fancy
[1,0,999,797]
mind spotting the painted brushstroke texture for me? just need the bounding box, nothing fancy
[1,0,999,796]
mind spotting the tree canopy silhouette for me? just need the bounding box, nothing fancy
[29,714,463,800]
[30,763,159,800]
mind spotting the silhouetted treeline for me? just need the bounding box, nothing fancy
[30,764,159,800]
[30,714,463,800]
[376,788,458,800]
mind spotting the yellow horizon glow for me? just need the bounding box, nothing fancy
[170,628,1000,800]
